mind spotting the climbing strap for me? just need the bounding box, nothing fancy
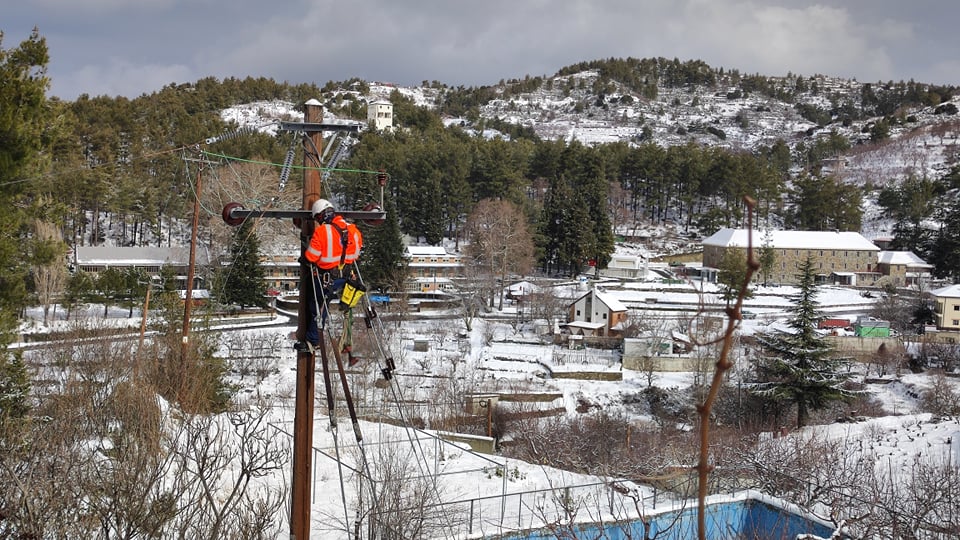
[330,221,350,268]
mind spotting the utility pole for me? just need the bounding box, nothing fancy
[216,101,380,540]
[136,278,152,375]
[181,153,210,362]
[291,99,324,540]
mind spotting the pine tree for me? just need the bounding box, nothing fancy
[0,353,31,422]
[928,194,960,281]
[0,30,49,348]
[220,219,267,309]
[717,249,752,304]
[537,175,591,277]
[752,256,853,428]
[356,197,406,292]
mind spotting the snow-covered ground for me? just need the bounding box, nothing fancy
[18,276,960,538]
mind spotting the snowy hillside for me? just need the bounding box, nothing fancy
[224,68,960,203]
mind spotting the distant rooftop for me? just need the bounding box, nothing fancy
[703,228,879,251]
[405,245,450,256]
[877,250,932,267]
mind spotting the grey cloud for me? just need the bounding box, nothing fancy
[3,0,957,100]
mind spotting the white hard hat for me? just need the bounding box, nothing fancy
[310,199,334,218]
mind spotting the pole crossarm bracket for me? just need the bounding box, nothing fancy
[279,121,364,134]
[221,202,386,227]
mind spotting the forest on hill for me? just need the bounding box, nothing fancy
[4,32,960,334]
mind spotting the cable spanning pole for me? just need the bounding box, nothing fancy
[291,99,324,540]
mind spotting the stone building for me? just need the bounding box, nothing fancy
[876,250,933,287]
[702,228,881,286]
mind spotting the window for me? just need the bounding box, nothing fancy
[953,320,959,326]
[954,305,959,311]
[819,250,823,256]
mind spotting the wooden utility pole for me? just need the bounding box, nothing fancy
[181,155,206,361]
[136,278,152,375]
[291,99,324,540]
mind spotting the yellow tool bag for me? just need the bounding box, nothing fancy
[339,278,366,309]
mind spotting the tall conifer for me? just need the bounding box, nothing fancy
[752,256,853,428]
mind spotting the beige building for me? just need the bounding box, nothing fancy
[404,245,463,292]
[702,228,881,286]
[931,284,960,331]
[367,99,394,131]
[259,250,300,293]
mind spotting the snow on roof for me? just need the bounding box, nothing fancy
[877,250,932,267]
[931,284,960,298]
[507,281,539,293]
[702,228,879,251]
[608,255,645,269]
[565,320,607,330]
[75,246,213,265]
[594,289,628,312]
[405,245,450,256]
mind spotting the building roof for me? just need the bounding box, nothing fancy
[75,246,214,266]
[507,281,540,294]
[565,321,607,330]
[702,228,879,251]
[608,255,646,270]
[931,284,960,298]
[405,245,450,257]
[594,289,628,312]
[877,250,933,267]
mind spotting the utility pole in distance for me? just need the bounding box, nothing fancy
[291,99,323,540]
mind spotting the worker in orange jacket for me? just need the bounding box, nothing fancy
[295,198,363,353]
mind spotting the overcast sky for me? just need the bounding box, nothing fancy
[5,0,959,101]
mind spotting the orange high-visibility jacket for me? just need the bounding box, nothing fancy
[305,215,363,270]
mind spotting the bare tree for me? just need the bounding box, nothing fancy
[920,371,960,417]
[523,286,569,336]
[2,325,288,540]
[357,435,460,539]
[463,198,535,310]
[167,402,288,540]
[32,219,69,325]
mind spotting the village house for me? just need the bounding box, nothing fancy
[73,246,212,291]
[600,254,648,279]
[931,284,960,332]
[404,245,463,293]
[566,287,629,337]
[875,250,933,287]
[258,250,300,293]
[702,228,882,286]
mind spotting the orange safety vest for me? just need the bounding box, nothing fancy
[305,215,363,270]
